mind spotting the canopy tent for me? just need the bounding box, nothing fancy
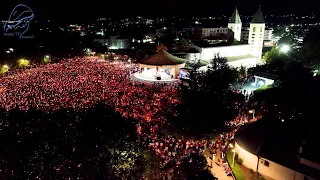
[138,49,186,80]
[139,49,186,66]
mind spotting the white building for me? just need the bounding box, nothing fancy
[241,28,273,41]
[186,7,266,68]
[194,27,232,40]
[235,118,320,180]
[192,44,257,68]
[94,36,130,49]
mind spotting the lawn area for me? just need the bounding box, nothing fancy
[226,150,245,180]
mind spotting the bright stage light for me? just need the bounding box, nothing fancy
[280,45,290,53]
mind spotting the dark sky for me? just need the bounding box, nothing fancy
[0,0,317,22]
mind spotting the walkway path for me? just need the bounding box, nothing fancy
[207,157,234,180]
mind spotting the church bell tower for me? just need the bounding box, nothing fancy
[249,6,265,62]
[228,7,242,41]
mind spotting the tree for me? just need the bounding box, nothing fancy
[274,26,303,47]
[106,139,146,179]
[238,65,247,78]
[173,153,217,180]
[144,151,164,180]
[0,104,148,180]
[180,38,192,50]
[172,54,241,134]
[296,28,320,68]
[263,47,282,63]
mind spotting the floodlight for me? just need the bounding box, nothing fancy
[280,45,290,53]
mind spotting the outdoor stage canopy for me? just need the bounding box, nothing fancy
[138,49,186,80]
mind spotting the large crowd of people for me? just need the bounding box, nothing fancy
[0,56,249,178]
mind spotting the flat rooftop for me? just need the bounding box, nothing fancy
[227,54,256,62]
[254,72,280,80]
[195,40,249,48]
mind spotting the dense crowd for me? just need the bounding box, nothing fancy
[0,56,249,178]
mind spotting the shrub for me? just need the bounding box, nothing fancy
[236,157,243,165]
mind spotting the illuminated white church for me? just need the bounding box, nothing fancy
[189,7,266,68]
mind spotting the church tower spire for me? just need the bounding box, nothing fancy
[248,6,265,63]
[228,7,242,41]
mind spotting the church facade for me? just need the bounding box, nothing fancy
[189,7,266,68]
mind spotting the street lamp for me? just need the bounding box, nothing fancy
[9,48,14,52]
[3,65,9,69]
[44,55,50,63]
[249,109,255,120]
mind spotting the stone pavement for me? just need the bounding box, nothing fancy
[207,157,234,180]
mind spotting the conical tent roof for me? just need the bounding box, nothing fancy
[251,6,265,23]
[139,49,186,66]
[229,8,242,24]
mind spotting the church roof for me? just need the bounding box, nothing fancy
[251,6,265,23]
[229,8,242,24]
[139,49,186,66]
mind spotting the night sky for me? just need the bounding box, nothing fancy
[0,0,318,22]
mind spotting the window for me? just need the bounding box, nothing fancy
[260,159,269,167]
[253,27,256,32]
[260,27,263,32]
[237,27,239,31]
[230,27,233,30]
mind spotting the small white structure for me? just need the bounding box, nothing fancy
[253,72,279,87]
[235,119,320,180]
[138,49,186,81]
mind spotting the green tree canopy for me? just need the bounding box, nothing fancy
[173,153,217,180]
[297,28,320,68]
[180,38,192,50]
[172,54,242,134]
